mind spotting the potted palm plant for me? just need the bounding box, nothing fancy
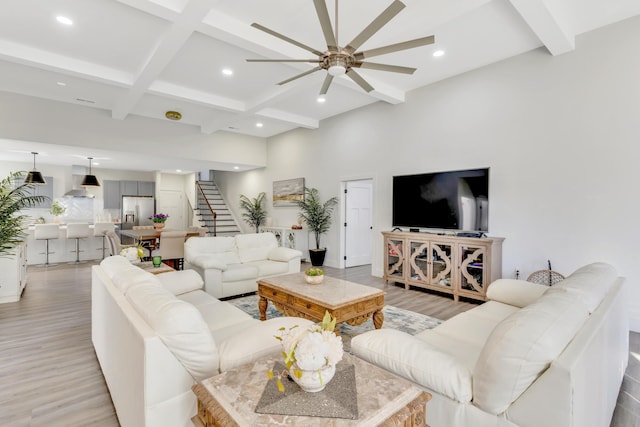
[295,187,338,266]
[0,172,48,256]
[239,192,267,233]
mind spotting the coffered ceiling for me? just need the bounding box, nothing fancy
[0,0,639,171]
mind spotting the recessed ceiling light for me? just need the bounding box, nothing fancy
[222,68,233,76]
[317,97,326,103]
[233,166,240,170]
[433,50,445,57]
[56,81,67,87]
[56,16,73,26]
[256,122,263,128]
[176,169,182,173]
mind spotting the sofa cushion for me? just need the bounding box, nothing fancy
[196,299,254,333]
[100,255,134,280]
[473,290,590,415]
[126,284,219,381]
[352,329,473,403]
[185,236,240,264]
[244,260,289,277]
[176,290,222,308]
[191,255,228,270]
[550,262,616,313]
[155,270,204,295]
[111,265,158,294]
[236,233,278,263]
[221,263,259,282]
[486,279,548,308]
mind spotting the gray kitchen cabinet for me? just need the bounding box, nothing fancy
[104,180,155,209]
[103,180,121,209]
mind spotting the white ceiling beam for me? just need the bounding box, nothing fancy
[149,80,245,112]
[112,0,219,120]
[115,0,180,21]
[507,0,574,56]
[257,108,318,129]
[0,39,132,86]
[201,77,318,133]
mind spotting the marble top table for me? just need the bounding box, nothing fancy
[257,273,385,333]
[192,353,431,426]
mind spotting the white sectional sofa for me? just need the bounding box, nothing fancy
[352,262,628,427]
[184,232,302,298]
[91,255,313,427]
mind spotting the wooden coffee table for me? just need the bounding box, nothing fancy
[192,353,431,426]
[257,273,385,333]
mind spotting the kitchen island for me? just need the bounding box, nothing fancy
[25,223,120,265]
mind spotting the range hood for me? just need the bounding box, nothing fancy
[64,166,95,198]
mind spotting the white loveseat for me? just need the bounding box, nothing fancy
[91,255,313,427]
[352,262,628,427]
[184,232,302,298]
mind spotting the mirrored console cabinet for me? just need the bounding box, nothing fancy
[383,231,504,302]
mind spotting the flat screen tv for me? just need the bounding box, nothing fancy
[392,168,489,232]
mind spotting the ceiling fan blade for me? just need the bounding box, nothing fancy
[354,35,435,60]
[247,59,322,63]
[344,0,406,54]
[251,23,324,57]
[319,74,334,95]
[354,62,416,74]
[313,0,337,51]
[277,66,322,86]
[346,69,374,93]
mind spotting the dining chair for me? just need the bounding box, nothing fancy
[94,222,116,260]
[105,231,149,258]
[158,231,187,270]
[133,225,157,252]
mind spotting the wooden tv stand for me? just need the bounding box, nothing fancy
[383,231,504,302]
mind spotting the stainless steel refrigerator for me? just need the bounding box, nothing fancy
[121,196,155,230]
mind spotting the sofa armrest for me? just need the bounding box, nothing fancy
[268,247,303,262]
[190,255,227,271]
[351,329,472,403]
[486,279,548,308]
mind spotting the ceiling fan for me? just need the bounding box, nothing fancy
[247,0,435,95]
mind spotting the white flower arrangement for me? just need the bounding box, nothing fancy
[268,311,343,392]
[120,246,144,261]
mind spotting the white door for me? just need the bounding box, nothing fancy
[157,190,185,229]
[345,180,373,267]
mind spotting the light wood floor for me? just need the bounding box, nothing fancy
[0,261,636,426]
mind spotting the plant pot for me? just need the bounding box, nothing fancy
[290,363,336,393]
[309,249,326,266]
[304,274,324,285]
[153,222,166,231]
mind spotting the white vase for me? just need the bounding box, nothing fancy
[290,363,336,392]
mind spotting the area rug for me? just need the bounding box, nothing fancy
[227,294,442,350]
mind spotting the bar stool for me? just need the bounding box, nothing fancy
[94,222,115,259]
[34,224,60,266]
[66,223,90,263]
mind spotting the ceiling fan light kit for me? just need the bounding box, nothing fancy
[247,0,434,95]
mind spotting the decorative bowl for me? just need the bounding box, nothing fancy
[304,274,324,285]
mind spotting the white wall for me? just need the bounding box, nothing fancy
[214,16,640,330]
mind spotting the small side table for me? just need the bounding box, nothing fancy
[136,261,175,275]
[192,353,431,426]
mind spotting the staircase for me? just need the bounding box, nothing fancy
[194,181,241,237]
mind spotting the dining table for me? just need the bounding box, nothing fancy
[119,228,201,246]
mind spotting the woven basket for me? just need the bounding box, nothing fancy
[527,270,565,286]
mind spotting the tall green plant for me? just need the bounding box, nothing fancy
[295,188,338,249]
[239,192,267,233]
[0,172,47,256]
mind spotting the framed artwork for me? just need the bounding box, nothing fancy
[273,178,305,207]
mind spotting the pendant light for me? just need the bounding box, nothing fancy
[81,157,101,187]
[24,152,47,185]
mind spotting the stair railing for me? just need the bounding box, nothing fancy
[196,181,217,236]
